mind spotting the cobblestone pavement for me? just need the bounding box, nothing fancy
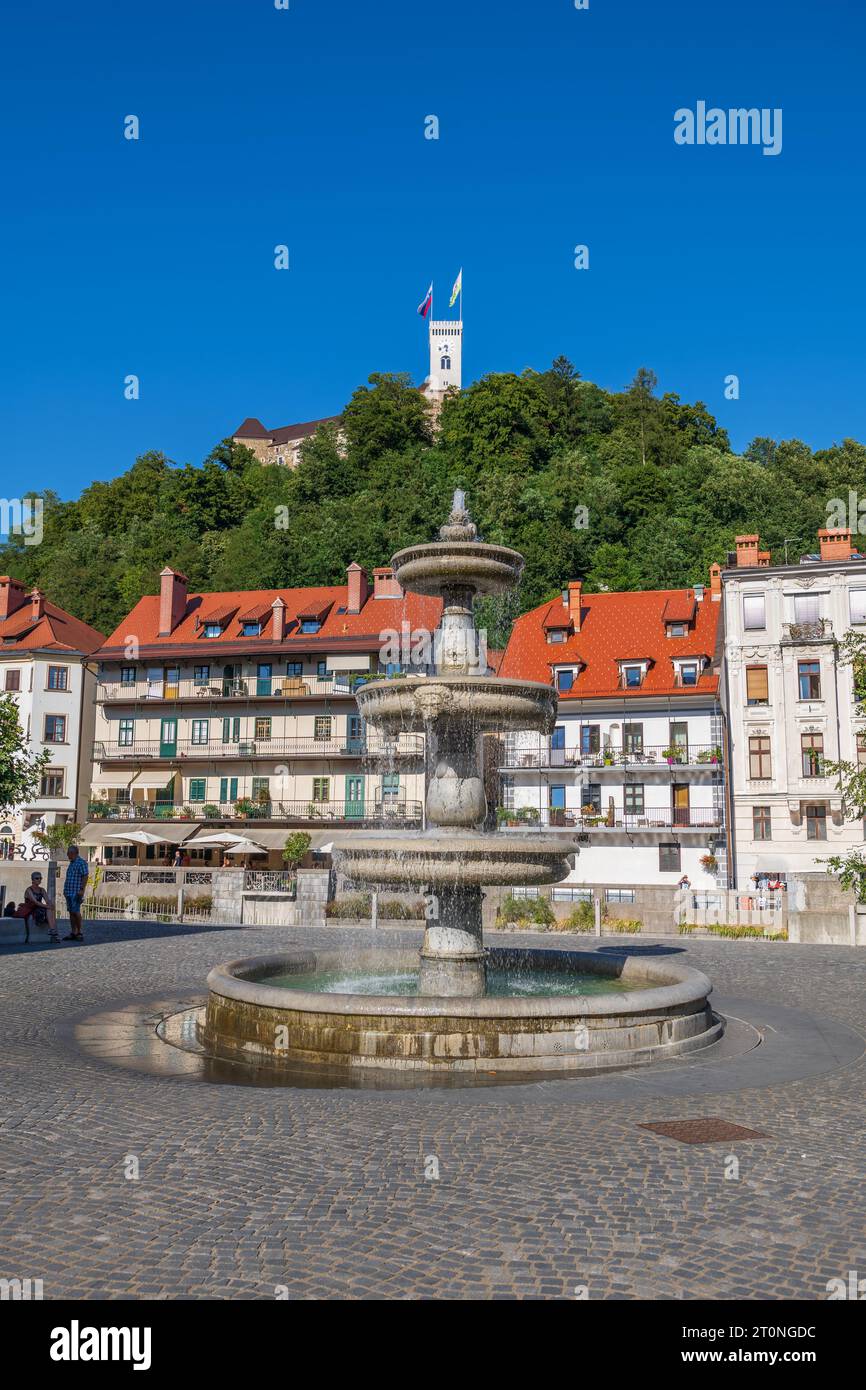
[1,922,864,1300]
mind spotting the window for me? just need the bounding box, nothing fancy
[255,717,271,740]
[222,716,240,744]
[312,777,330,803]
[623,664,643,688]
[743,594,766,631]
[746,665,769,705]
[581,782,602,814]
[850,591,866,625]
[251,777,270,804]
[4,669,20,691]
[40,769,64,797]
[440,354,451,370]
[381,773,400,802]
[801,732,824,777]
[624,783,645,815]
[317,660,328,677]
[121,666,136,685]
[191,719,209,745]
[193,665,210,686]
[667,622,687,638]
[749,735,772,779]
[605,888,636,904]
[44,715,66,742]
[580,725,600,755]
[301,620,321,634]
[47,666,68,690]
[314,716,332,742]
[219,776,238,805]
[794,594,821,626]
[858,732,866,769]
[118,718,135,747]
[203,623,222,638]
[805,803,828,840]
[549,785,566,810]
[623,723,643,754]
[242,622,261,637]
[547,629,567,644]
[287,662,303,677]
[678,662,699,687]
[189,778,206,803]
[659,842,681,873]
[753,806,772,840]
[798,660,821,700]
[556,669,574,693]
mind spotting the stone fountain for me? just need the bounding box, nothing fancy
[201,496,721,1077]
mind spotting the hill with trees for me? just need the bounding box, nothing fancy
[2,361,863,646]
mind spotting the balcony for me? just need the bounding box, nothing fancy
[497,739,723,771]
[498,806,722,832]
[87,799,424,828]
[93,733,425,763]
[96,674,377,703]
[781,619,833,644]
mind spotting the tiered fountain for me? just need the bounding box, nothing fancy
[202,496,721,1078]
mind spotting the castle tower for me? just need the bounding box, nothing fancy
[426,318,462,395]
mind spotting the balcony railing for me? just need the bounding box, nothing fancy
[497,740,723,770]
[782,619,833,643]
[498,807,722,831]
[93,734,425,762]
[88,799,423,827]
[96,674,378,703]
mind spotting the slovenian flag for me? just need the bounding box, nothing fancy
[417,283,433,318]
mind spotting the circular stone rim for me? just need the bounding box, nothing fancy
[205,947,713,1020]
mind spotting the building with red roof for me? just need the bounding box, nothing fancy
[496,574,728,891]
[0,577,105,852]
[88,564,442,854]
[232,415,342,469]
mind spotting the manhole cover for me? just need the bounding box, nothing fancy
[638,1118,770,1144]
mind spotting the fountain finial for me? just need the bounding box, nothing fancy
[439,488,478,543]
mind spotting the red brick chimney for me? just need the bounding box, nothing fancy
[568,581,583,632]
[735,535,760,568]
[271,596,286,642]
[29,588,45,622]
[346,563,369,614]
[372,566,403,599]
[0,576,27,620]
[709,562,722,600]
[158,567,188,636]
[818,527,853,562]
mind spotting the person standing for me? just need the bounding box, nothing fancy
[62,845,89,942]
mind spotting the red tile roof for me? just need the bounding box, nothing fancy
[500,588,721,699]
[98,581,442,657]
[0,588,104,656]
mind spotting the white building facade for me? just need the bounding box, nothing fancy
[722,529,866,886]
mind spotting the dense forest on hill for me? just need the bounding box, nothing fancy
[3,360,865,642]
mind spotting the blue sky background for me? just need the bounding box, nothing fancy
[2,0,865,498]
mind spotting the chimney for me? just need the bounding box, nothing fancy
[0,576,27,620]
[372,566,403,599]
[29,588,45,622]
[818,527,853,563]
[709,563,722,601]
[567,581,583,632]
[158,567,188,636]
[346,562,369,614]
[271,596,286,642]
[735,535,760,568]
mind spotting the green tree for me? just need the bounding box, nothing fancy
[0,695,50,816]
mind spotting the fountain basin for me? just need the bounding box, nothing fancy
[391,540,524,596]
[200,948,721,1074]
[331,828,577,888]
[355,675,558,735]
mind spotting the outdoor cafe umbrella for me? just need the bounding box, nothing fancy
[103,830,176,846]
[187,831,253,847]
[222,839,268,855]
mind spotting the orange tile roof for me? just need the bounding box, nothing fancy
[0,593,104,656]
[98,582,442,656]
[500,588,721,700]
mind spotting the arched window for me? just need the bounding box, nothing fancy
[440,354,451,370]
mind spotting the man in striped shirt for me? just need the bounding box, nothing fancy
[62,845,89,942]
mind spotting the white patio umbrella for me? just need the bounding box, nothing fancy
[104,830,174,846]
[187,831,252,847]
[223,839,268,855]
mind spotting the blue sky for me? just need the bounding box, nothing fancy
[2,0,865,498]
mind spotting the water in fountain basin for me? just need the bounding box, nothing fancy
[261,964,654,998]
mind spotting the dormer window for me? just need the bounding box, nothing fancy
[547,627,568,644]
[554,667,577,693]
[301,619,321,634]
[672,656,705,687]
[617,660,650,689]
[667,622,687,638]
[242,621,261,637]
[203,623,222,639]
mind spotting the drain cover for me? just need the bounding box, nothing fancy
[638,1118,770,1144]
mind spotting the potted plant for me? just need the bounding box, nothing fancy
[234,797,255,819]
[699,853,719,874]
[88,800,109,819]
[662,746,683,765]
[202,804,220,819]
[497,807,520,826]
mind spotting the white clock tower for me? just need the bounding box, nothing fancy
[425,318,462,397]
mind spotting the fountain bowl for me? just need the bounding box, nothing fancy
[200,947,721,1075]
[391,540,524,596]
[331,828,577,888]
[355,674,559,735]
